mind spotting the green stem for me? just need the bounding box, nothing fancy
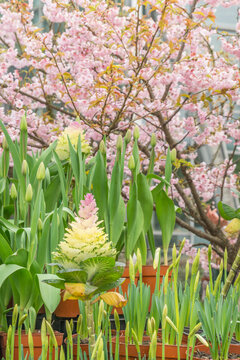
[222,248,240,297]
[18,326,22,360]
[162,328,165,360]
[86,300,95,357]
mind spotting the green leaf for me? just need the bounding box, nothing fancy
[42,278,65,289]
[0,233,12,262]
[53,151,68,207]
[137,173,153,234]
[218,202,240,220]
[153,189,175,257]
[135,231,147,265]
[110,195,125,247]
[126,182,144,259]
[147,174,171,187]
[91,263,124,287]
[97,278,125,293]
[109,160,121,221]
[165,148,172,190]
[0,217,19,232]
[57,269,88,283]
[44,176,62,212]
[91,151,109,232]
[80,256,115,281]
[37,274,61,314]
[5,249,28,267]
[0,178,6,194]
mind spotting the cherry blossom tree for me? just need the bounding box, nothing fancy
[0,0,239,265]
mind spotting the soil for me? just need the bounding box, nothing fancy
[72,336,88,345]
[193,349,240,359]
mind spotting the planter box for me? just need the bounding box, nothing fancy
[0,331,63,360]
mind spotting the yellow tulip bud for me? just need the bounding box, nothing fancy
[125,129,131,144]
[133,125,140,140]
[36,162,45,181]
[21,159,28,176]
[37,218,43,232]
[153,248,161,270]
[128,155,135,171]
[99,140,106,155]
[2,136,8,150]
[20,114,27,131]
[25,184,33,202]
[116,135,123,153]
[189,322,202,338]
[12,304,18,327]
[10,183,17,200]
[150,133,156,148]
[170,148,176,163]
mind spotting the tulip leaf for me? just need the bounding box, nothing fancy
[126,181,144,259]
[110,195,125,247]
[137,173,153,234]
[0,233,12,262]
[37,274,61,313]
[5,249,28,267]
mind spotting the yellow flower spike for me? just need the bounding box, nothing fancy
[92,292,127,308]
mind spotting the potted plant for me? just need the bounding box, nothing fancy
[45,193,127,357]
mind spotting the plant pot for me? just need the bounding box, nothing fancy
[142,265,172,293]
[54,292,79,318]
[190,343,240,360]
[111,334,189,360]
[0,330,63,360]
[68,334,89,360]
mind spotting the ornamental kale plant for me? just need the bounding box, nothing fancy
[46,193,126,353]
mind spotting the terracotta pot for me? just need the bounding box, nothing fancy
[190,343,240,360]
[0,330,63,360]
[111,334,189,360]
[68,334,89,360]
[142,265,172,294]
[54,292,79,318]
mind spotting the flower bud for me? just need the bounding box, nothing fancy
[70,318,74,332]
[162,304,167,329]
[20,114,27,131]
[150,317,155,334]
[114,309,120,332]
[116,135,123,153]
[129,255,135,283]
[28,329,34,359]
[195,334,209,347]
[128,155,135,171]
[25,184,33,202]
[178,238,186,254]
[10,183,17,200]
[60,346,65,360]
[22,159,28,176]
[65,320,72,345]
[2,136,8,150]
[192,249,200,275]
[153,248,161,270]
[149,330,157,358]
[147,318,152,336]
[133,125,139,140]
[98,300,104,328]
[166,316,178,333]
[137,248,142,275]
[189,322,202,338]
[99,140,106,155]
[12,304,18,327]
[36,162,45,181]
[76,314,82,335]
[37,218,43,232]
[19,314,28,328]
[170,148,176,163]
[150,133,156,148]
[7,325,12,346]
[125,129,131,144]
[193,271,199,295]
